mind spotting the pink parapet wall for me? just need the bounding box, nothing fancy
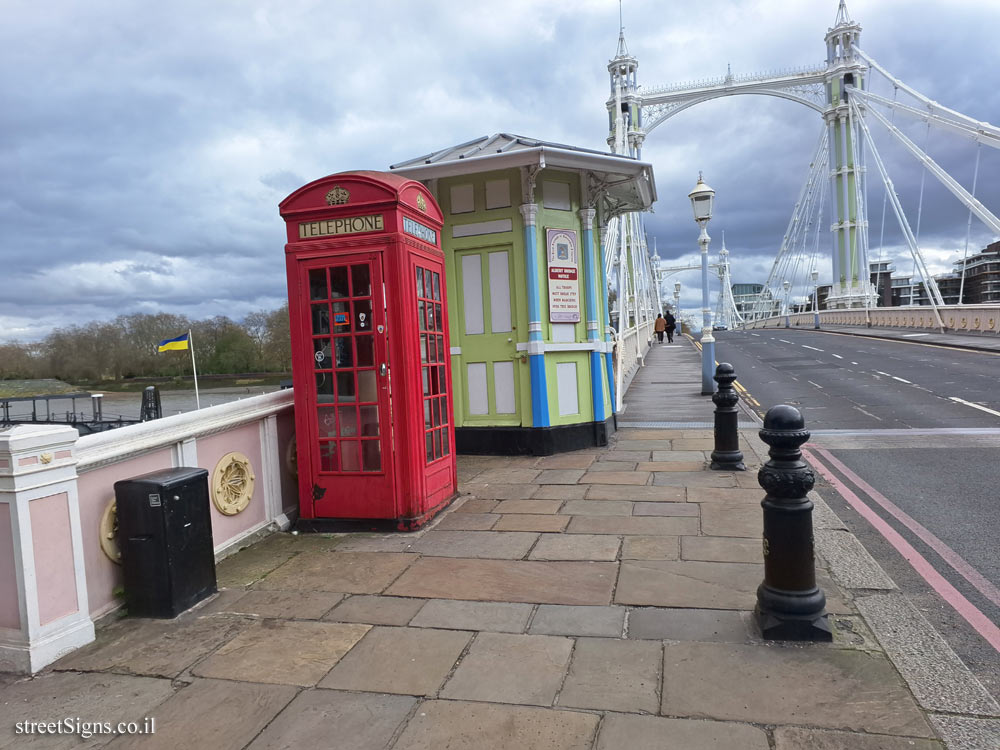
[0,503,19,630]
[77,448,173,619]
[198,422,268,547]
[30,492,79,625]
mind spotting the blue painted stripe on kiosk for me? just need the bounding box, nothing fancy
[605,351,616,410]
[529,354,550,427]
[590,351,605,422]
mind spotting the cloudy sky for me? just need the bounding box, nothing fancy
[2,0,998,340]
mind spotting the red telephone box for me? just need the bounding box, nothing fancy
[280,171,457,530]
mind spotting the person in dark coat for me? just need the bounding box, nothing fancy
[664,312,676,343]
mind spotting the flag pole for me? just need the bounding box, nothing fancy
[188,328,201,409]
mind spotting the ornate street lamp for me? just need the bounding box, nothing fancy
[674,281,682,334]
[688,174,716,395]
[812,269,820,329]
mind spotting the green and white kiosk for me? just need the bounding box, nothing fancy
[391,134,656,455]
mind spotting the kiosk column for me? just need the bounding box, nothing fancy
[598,224,616,410]
[520,203,550,427]
[580,208,605,423]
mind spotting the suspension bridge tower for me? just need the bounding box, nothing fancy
[823,1,875,308]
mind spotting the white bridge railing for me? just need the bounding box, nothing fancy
[746,305,1000,334]
[615,317,655,411]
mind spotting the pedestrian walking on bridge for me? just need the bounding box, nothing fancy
[665,311,676,343]
[654,314,666,343]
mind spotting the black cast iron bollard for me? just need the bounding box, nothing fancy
[754,404,832,641]
[710,363,745,471]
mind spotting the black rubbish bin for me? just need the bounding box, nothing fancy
[114,467,217,618]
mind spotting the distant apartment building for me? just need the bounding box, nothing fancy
[882,240,1000,306]
[731,283,780,318]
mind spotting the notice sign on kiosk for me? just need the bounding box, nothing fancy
[546,228,580,323]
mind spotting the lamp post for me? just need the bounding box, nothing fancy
[651,252,662,313]
[688,174,716,396]
[783,279,791,328]
[812,269,820,329]
[674,281,681,335]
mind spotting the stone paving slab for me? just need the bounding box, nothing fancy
[531,484,589,500]
[579,470,651,485]
[245,690,416,750]
[493,513,570,533]
[686,487,766,503]
[409,599,534,633]
[192,619,370,686]
[616,560,762,610]
[53,616,248,679]
[532,454,595,469]
[493,499,562,514]
[699,500,761,537]
[637,461,706,472]
[454,498,499,513]
[614,440,672,451]
[256,551,416,594]
[595,713,770,750]
[661,642,936,737]
[392,700,599,750]
[596,450,651,462]
[219,589,345,619]
[651,450,709,462]
[633,501,699,516]
[462,482,535,500]
[560,499,632,516]
[681,535,761,563]
[528,533,621,561]
[620,535,679,560]
[528,605,626,638]
[215,544,297,588]
[772,726,944,749]
[471,468,540,484]
[535,469,586,484]
[440,632,573,705]
[324,594,427,626]
[105,678,297,750]
[567,515,699,537]
[588,485,685,501]
[0,671,176,750]
[652,472,737,488]
[386,558,617,605]
[583,460,638,472]
[557,637,660,713]
[319,626,471,695]
[433,512,498,530]
[408,530,538,559]
[627,607,750,643]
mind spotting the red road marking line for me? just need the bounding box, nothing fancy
[802,446,1000,653]
[811,445,1000,609]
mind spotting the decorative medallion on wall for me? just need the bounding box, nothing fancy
[285,437,298,479]
[211,451,256,516]
[416,193,427,212]
[325,186,350,205]
[40,452,53,464]
[99,498,121,564]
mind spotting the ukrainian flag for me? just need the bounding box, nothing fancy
[157,332,190,352]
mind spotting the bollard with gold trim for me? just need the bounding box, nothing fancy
[754,404,832,641]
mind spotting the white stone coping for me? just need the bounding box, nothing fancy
[76,389,294,471]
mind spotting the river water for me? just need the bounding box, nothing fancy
[4,386,282,423]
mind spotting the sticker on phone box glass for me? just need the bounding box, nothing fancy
[334,312,349,326]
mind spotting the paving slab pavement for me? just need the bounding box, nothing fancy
[6,338,994,749]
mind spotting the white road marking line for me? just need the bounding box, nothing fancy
[778,339,792,344]
[832,354,843,359]
[853,405,883,421]
[802,345,823,351]
[808,380,824,389]
[949,396,1000,418]
[851,361,859,365]
[903,333,930,337]
[892,376,912,384]
[875,371,891,377]
[750,333,760,336]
